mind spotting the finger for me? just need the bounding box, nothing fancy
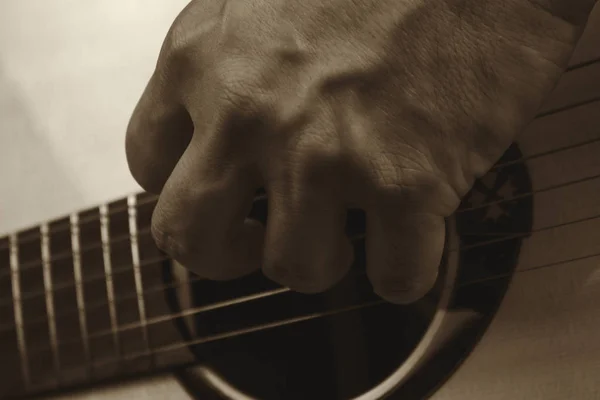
[366,206,445,304]
[262,167,354,294]
[126,71,194,194]
[150,133,264,280]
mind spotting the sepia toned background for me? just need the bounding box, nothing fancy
[0,0,190,235]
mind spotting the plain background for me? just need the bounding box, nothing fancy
[0,0,191,236]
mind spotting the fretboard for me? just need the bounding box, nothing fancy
[0,191,195,397]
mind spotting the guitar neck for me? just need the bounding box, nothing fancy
[0,192,195,398]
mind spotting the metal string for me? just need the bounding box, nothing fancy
[2,53,600,393]
[1,127,599,283]
[9,209,600,356]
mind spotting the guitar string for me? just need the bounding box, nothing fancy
[1,79,599,251]
[6,205,600,346]
[1,125,599,284]
[8,53,596,245]
[0,163,600,318]
[0,162,599,316]
[4,57,600,390]
[19,246,600,368]
[0,113,597,340]
[21,241,600,391]
[0,266,198,332]
[565,56,600,72]
[26,300,385,389]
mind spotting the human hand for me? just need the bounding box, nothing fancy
[126,0,596,304]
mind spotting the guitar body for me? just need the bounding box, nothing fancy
[167,141,532,400]
[1,4,599,400]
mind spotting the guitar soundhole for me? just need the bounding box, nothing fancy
[188,238,442,400]
[168,143,533,400]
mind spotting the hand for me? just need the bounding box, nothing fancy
[126,0,595,304]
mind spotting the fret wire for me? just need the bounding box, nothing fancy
[23,247,600,361]
[126,195,152,364]
[0,82,598,254]
[40,224,61,382]
[0,254,169,308]
[2,144,600,280]
[78,194,158,228]
[0,193,160,252]
[12,224,152,274]
[18,229,134,270]
[0,200,600,340]
[15,136,600,280]
[21,242,600,389]
[9,233,31,389]
[2,180,600,313]
[0,259,192,335]
[0,184,599,328]
[70,214,91,379]
[99,204,121,362]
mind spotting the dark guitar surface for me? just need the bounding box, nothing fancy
[0,140,532,400]
[165,143,532,400]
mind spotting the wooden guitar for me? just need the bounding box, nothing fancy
[1,5,599,400]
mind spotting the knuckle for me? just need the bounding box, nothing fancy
[151,209,237,280]
[367,161,460,215]
[160,22,193,72]
[216,60,275,119]
[150,207,199,260]
[303,138,344,166]
[294,134,347,183]
[158,1,221,86]
[150,220,186,259]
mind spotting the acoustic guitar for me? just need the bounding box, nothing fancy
[1,5,599,400]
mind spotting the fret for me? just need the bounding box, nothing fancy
[18,224,55,391]
[0,236,25,396]
[0,238,13,307]
[40,223,60,380]
[77,207,118,381]
[134,192,195,367]
[99,204,121,364]
[16,225,55,390]
[106,198,151,373]
[69,214,91,378]
[127,195,152,363]
[9,233,30,388]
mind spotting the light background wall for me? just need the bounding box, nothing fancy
[0,0,190,235]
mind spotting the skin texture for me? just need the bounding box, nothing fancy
[126,0,596,304]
